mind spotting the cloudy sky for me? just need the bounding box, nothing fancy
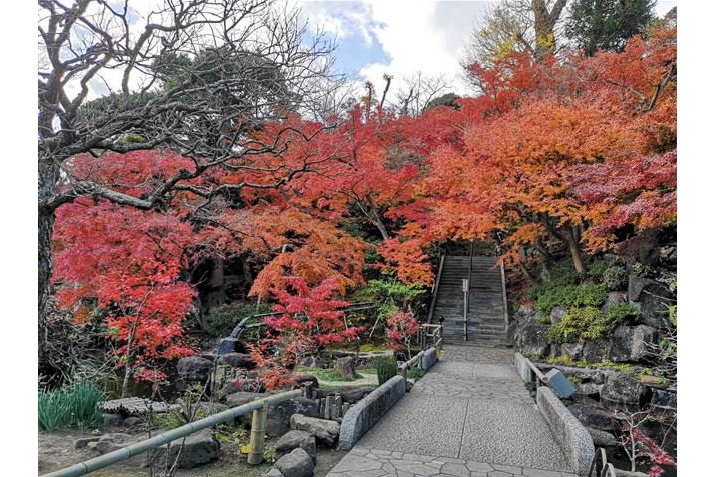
[296,0,678,99]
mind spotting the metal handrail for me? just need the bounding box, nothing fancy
[41,389,303,477]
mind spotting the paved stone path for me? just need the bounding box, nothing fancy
[327,345,578,477]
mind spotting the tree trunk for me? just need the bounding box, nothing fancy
[565,229,587,275]
[531,0,567,60]
[38,208,53,364]
[372,215,390,241]
[38,154,61,364]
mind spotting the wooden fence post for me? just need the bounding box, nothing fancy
[247,400,268,465]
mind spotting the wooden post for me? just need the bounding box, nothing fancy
[247,401,268,465]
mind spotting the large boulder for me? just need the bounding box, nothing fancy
[611,325,658,362]
[561,342,584,361]
[602,292,627,311]
[628,276,674,329]
[588,428,619,447]
[574,382,602,398]
[650,389,677,411]
[340,386,375,404]
[275,430,317,461]
[274,447,314,477]
[225,391,264,426]
[222,378,262,395]
[514,322,551,358]
[550,307,568,325]
[217,352,254,369]
[267,398,320,437]
[225,391,263,407]
[601,373,650,408]
[146,429,219,468]
[290,414,341,446]
[276,373,319,392]
[568,405,614,431]
[177,356,213,383]
[298,355,326,369]
[333,356,358,380]
[582,339,612,363]
[86,433,133,454]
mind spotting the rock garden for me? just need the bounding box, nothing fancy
[509,246,677,476]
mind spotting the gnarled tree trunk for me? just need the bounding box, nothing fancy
[38,153,61,363]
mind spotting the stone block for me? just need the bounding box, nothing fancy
[536,387,594,476]
[420,347,438,371]
[513,352,534,383]
[338,375,406,450]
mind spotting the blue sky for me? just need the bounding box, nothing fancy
[298,0,677,99]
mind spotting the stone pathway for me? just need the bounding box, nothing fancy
[326,345,578,477]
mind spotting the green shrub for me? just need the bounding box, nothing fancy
[604,302,641,326]
[603,265,628,291]
[205,302,271,337]
[548,306,607,343]
[407,367,425,381]
[38,382,104,432]
[632,262,654,278]
[536,284,608,313]
[38,389,72,432]
[536,313,551,324]
[527,260,581,301]
[375,356,398,385]
[587,260,610,282]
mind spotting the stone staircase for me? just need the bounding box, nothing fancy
[431,255,508,347]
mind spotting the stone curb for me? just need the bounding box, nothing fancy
[337,375,406,450]
[513,352,534,383]
[536,386,595,476]
[420,347,438,371]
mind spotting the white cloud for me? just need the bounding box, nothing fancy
[299,0,493,101]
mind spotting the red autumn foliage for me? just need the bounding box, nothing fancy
[386,310,420,355]
[260,277,363,366]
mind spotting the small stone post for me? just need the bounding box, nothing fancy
[247,401,268,465]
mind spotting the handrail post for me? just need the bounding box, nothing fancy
[462,278,469,341]
[247,400,268,465]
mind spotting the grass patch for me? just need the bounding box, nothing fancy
[38,382,104,432]
[297,367,364,382]
[591,361,635,373]
[545,355,588,367]
[357,343,392,352]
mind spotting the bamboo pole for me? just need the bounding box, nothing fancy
[42,389,301,477]
[247,400,268,465]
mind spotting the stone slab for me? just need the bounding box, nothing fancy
[326,447,578,477]
[338,375,406,450]
[355,394,468,457]
[459,399,570,471]
[536,387,595,476]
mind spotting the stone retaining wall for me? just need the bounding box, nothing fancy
[337,375,406,450]
[536,387,594,476]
